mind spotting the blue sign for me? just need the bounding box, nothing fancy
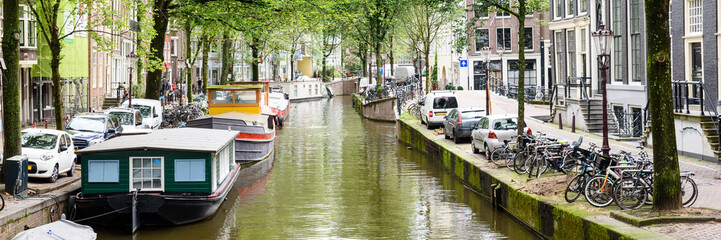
[379,68,383,74]
[460,60,468,67]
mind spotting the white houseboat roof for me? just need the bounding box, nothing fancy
[77,128,239,154]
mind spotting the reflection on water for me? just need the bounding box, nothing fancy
[95,96,536,239]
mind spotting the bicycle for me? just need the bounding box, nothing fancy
[489,140,517,166]
[584,153,639,207]
[564,155,599,203]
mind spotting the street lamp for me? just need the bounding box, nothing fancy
[481,45,491,115]
[592,24,614,157]
[126,51,139,108]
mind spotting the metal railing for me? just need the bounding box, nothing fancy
[566,77,592,121]
[671,80,721,151]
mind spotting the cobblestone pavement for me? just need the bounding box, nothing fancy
[452,90,721,211]
[644,222,721,240]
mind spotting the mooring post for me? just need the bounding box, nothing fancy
[558,113,563,129]
[572,114,576,133]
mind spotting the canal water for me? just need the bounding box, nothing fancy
[97,96,537,239]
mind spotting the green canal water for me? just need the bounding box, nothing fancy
[97,96,537,239]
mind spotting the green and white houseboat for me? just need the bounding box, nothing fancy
[74,128,241,226]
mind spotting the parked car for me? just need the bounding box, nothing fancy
[66,113,123,150]
[121,99,163,129]
[21,129,77,182]
[420,91,458,129]
[443,108,485,143]
[470,114,532,156]
[105,107,152,135]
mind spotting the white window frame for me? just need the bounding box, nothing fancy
[687,0,702,34]
[171,37,178,56]
[496,11,511,19]
[129,156,165,192]
[579,0,588,15]
[524,27,534,51]
[473,0,489,19]
[174,159,206,182]
[475,28,490,52]
[566,0,575,17]
[88,160,120,183]
[497,27,512,52]
[554,0,563,19]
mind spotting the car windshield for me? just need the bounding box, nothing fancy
[21,132,57,150]
[461,110,485,119]
[492,118,518,130]
[132,105,152,117]
[433,97,458,109]
[109,112,134,125]
[66,117,106,133]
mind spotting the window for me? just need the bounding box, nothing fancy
[524,27,533,50]
[212,90,233,104]
[171,38,178,56]
[473,1,488,18]
[567,30,576,78]
[475,29,489,52]
[613,0,623,82]
[555,31,564,83]
[555,0,563,18]
[19,20,25,46]
[630,0,641,82]
[497,28,511,51]
[88,160,119,183]
[580,28,586,52]
[580,0,588,14]
[567,0,574,16]
[508,60,537,86]
[175,159,205,182]
[497,11,510,18]
[131,157,163,191]
[28,20,36,47]
[688,0,702,33]
[234,90,257,103]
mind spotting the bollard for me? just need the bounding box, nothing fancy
[44,120,48,129]
[571,114,576,133]
[558,113,563,129]
[33,123,36,128]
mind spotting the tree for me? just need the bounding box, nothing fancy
[398,0,461,93]
[3,0,22,179]
[471,0,548,135]
[645,0,681,210]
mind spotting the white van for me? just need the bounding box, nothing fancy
[420,91,459,129]
[121,99,163,129]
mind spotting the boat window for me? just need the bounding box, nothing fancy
[21,132,57,150]
[88,160,119,183]
[131,157,164,191]
[212,90,233,104]
[174,159,205,182]
[234,90,257,103]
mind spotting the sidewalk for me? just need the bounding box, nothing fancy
[464,90,721,211]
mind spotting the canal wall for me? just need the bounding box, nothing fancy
[325,77,360,96]
[352,94,397,122]
[396,119,665,239]
[0,182,79,239]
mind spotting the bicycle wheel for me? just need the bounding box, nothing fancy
[490,147,509,166]
[584,176,615,207]
[505,150,518,171]
[565,162,582,186]
[613,178,646,210]
[681,177,699,207]
[565,174,586,203]
[0,194,4,211]
[513,151,530,175]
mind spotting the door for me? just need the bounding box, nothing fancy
[691,42,702,99]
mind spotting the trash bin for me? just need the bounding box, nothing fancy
[5,155,28,196]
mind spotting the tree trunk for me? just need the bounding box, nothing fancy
[290,46,295,81]
[646,0,681,210]
[389,36,394,78]
[322,56,327,82]
[360,45,367,77]
[51,40,63,130]
[146,0,171,100]
[220,30,231,85]
[517,16,526,135]
[137,11,143,89]
[424,50,430,94]
[185,21,193,102]
[375,45,382,86]
[2,0,21,179]
[201,35,210,89]
[250,37,260,82]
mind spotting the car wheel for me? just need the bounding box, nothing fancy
[471,139,480,153]
[444,127,450,139]
[485,145,492,156]
[48,165,59,183]
[67,160,76,177]
[453,129,460,143]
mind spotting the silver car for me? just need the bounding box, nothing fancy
[470,114,532,156]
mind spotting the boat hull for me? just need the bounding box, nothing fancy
[74,162,241,226]
[186,116,275,162]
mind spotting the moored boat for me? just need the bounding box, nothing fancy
[186,84,276,162]
[74,128,241,228]
[268,92,290,126]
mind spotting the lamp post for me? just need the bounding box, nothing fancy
[592,24,613,157]
[126,51,138,108]
[481,45,491,115]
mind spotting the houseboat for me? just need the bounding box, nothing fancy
[74,128,241,227]
[186,84,275,162]
[268,92,290,126]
